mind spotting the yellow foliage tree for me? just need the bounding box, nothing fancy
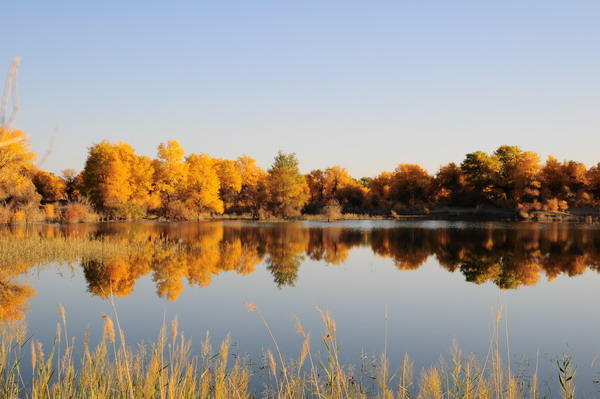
[183,153,224,215]
[154,140,188,203]
[214,158,242,209]
[235,155,267,213]
[389,164,432,208]
[81,141,155,218]
[32,169,67,202]
[540,156,589,205]
[128,155,159,210]
[493,145,541,203]
[0,127,36,204]
[369,171,394,208]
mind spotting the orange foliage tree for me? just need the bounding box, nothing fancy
[389,164,432,209]
[539,156,589,206]
[32,169,67,202]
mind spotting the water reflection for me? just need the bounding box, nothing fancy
[2,221,600,321]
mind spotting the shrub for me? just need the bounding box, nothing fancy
[112,203,147,220]
[164,200,198,221]
[256,207,273,220]
[43,204,56,220]
[0,205,11,224]
[61,202,99,223]
[21,203,44,223]
[321,199,342,221]
[11,210,26,223]
[542,198,568,212]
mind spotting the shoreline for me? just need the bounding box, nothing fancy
[4,208,600,226]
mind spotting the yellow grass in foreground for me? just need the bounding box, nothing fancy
[0,304,577,399]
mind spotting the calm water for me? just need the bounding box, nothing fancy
[3,220,600,395]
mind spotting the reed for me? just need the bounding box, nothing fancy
[0,234,177,272]
[0,306,570,398]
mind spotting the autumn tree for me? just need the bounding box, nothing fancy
[32,169,66,202]
[182,153,224,216]
[306,169,326,206]
[389,164,432,209]
[539,156,589,205]
[433,163,466,204]
[0,127,41,223]
[460,150,500,201]
[0,127,37,205]
[493,145,541,204]
[61,168,81,201]
[214,158,242,210]
[80,141,155,218]
[306,166,367,212]
[266,151,309,218]
[128,154,159,210]
[369,171,394,209]
[586,163,600,204]
[235,155,267,215]
[153,140,188,204]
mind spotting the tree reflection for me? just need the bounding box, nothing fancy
[4,222,600,309]
[0,271,35,321]
[265,224,307,288]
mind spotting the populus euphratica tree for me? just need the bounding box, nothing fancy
[266,151,308,218]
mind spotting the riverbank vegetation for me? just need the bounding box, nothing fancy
[3,125,600,224]
[0,304,577,398]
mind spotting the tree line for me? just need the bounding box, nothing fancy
[3,128,600,222]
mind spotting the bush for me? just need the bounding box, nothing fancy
[44,204,56,220]
[11,210,26,223]
[0,205,11,224]
[256,207,273,220]
[542,198,568,212]
[321,199,342,221]
[164,200,198,221]
[61,202,99,223]
[111,203,147,220]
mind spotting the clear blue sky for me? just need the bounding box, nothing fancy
[3,1,600,177]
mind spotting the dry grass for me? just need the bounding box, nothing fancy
[0,234,171,272]
[0,304,563,398]
[301,214,387,222]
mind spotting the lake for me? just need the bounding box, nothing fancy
[2,220,600,396]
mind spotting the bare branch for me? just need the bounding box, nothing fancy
[1,56,22,128]
[36,128,58,167]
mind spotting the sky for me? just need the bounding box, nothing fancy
[2,1,600,178]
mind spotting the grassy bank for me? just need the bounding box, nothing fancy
[0,305,577,399]
[0,234,174,272]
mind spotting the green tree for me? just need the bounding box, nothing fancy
[266,151,309,218]
[493,145,541,204]
[461,150,501,201]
